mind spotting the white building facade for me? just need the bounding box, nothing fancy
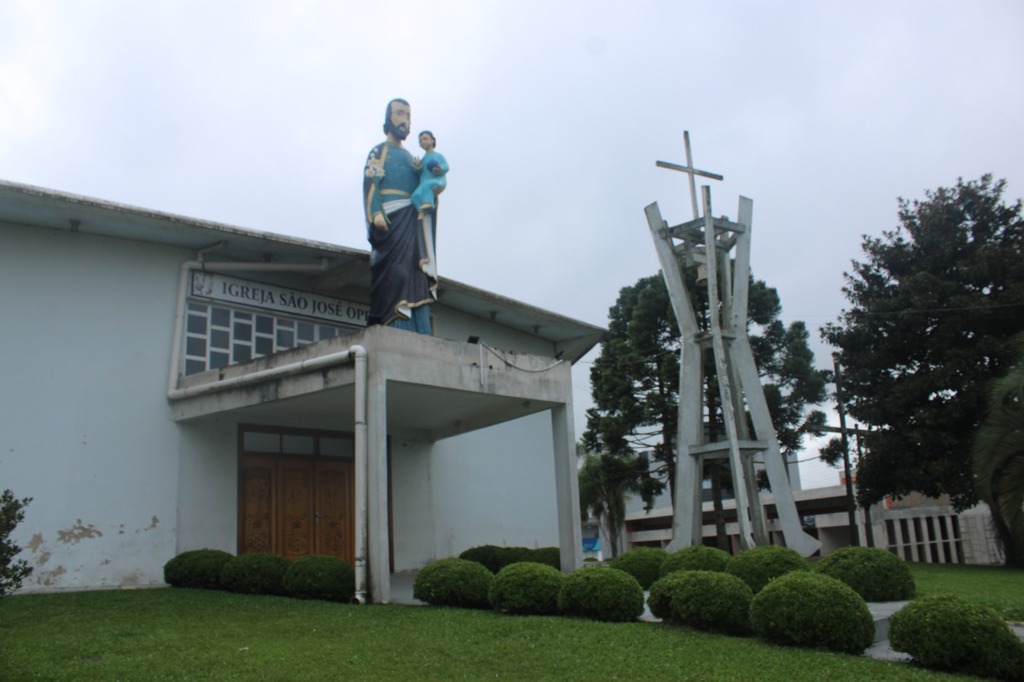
[1,181,603,602]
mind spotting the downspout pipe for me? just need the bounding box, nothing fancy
[350,345,369,604]
[167,257,328,396]
[166,348,358,400]
[168,259,203,396]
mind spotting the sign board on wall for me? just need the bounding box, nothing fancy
[190,271,369,327]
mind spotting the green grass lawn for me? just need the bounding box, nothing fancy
[908,562,1024,620]
[0,582,987,682]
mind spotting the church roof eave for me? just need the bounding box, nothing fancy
[0,178,605,361]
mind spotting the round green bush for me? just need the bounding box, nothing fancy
[726,545,807,593]
[558,567,644,623]
[413,558,494,609]
[282,555,355,602]
[668,570,753,635]
[522,546,561,570]
[814,546,915,602]
[608,546,668,589]
[889,595,1024,680]
[458,545,530,573]
[458,545,505,573]
[648,572,692,621]
[220,552,291,595]
[660,545,732,577]
[750,572,875,654]
[163,549,233,589]
[489,561,564,615]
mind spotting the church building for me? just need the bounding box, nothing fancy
[0,180,602,603]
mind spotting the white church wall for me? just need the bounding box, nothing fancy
[1,215,586,594]
[389,434,436,571]
[434,305,554,357]
[427,412,560,562]
[176,420,238,555]
[1,223,184,591]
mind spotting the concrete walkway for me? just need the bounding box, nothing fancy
[863,601,912,662]
[387,571,1023,663]
[389,570,420,605]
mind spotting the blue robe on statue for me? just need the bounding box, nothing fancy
[363,141,437,333]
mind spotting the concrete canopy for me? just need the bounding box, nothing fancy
[170,324,571,443]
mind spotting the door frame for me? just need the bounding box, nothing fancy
[237,425,355,562]
[236,424,393,569]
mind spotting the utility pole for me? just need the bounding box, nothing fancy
[833,356,860,546]
[856,424,875,547]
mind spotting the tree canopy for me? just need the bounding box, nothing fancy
[584,266,827,507]
[821,176,1024,510]
[577,446,658,558]
[972,344,1024,567]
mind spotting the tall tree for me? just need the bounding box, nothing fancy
[972,346,1024,567]
[584,275,679,496]
[584,266,827,533]
[822,176,1024,510]
[577,445,659,558]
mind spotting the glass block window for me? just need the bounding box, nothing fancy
[184,302,348,376]
[240,426,354,459]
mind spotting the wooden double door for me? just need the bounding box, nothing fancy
[238,455,355,563]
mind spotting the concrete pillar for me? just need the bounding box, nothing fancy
[367,365,390,603]
[550,401,582,573]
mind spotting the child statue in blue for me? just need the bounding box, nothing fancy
[411,130,448,216]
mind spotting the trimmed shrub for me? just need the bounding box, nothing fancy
[458,545,504,573]
[282,555,355,602]
[814,546,915,602]
[608,546,668,589]
[889,594,1024,681]
[522,546,561,570]
[163,549,234,589]
[750,572,874,654]
[219,552,290,595]
[660,545,731,577]
[668,570,753,635]
[413,558,493,609]
[647,571,693,622]
[558,567,644,623]
[458,545,530,573]
[726,545,807,593]
[458,544,497,570]
[489,561,564,615]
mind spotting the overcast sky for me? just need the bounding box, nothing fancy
[3,0,1022,487]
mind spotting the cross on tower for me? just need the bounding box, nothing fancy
[643,131,822,559]
[656,131,724,221]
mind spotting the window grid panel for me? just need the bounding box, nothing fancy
[183,304,210,374]
[182,302,348,375]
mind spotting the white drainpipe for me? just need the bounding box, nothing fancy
[167,258,371,604]
[166,348,361,400]
[350,345,369,604]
